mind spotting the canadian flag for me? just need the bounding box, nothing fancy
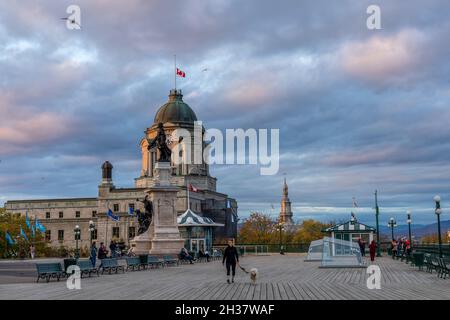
[188,183,199,192]
[176,68,186,78]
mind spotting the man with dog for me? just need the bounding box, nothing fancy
[222,239,239,283]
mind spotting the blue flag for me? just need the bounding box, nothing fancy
[35,219,46,233]
[31,224,36,238]
[128,206,134,216]
[5,231,15,245]
[107,209,120,222]
[20,227,28,241]
[25,211,31,229]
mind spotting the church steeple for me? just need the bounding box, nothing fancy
[279,178,294,225]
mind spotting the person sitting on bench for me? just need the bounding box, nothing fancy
[180,247,195,264]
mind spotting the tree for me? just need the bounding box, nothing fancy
[0,208,47,258]
[292,219,332,244]
[238,212,276,244]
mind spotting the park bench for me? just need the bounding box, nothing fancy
[147,255,164,268]
[76,259,99,278]
[212,250,222,261]
[125,256,143,271]
[36,262,65,283]
[437,257,449,279]
[163,255,179,266]
[100,258,125,274]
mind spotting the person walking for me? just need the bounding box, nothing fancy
[30,245,35,259]
[222,239,239,283]
[358,238,366,257]
[391,239,397,259]
[369,240,377,262]
[90,242,97,267]
[109,240,116,258]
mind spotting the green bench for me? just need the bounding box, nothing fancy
[100,258,125,274]
[125,257,144,271]
[77,259,99,278]
[163,255,179,266]
[147,255,164,268]
[36,263,65,283]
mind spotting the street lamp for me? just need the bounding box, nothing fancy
[406,210,412,252]
[275,222,285,255]
[433,195,443,258]
[88,220,95,247]
[374,190,381,257]
[74,225,81,259]
[388,217,397,240]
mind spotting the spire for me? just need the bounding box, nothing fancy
[283,178,288,197]
[279,177,293,225]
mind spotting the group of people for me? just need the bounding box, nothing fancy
[179,247,212,263]
[390,237,411,259]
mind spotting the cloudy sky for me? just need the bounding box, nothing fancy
[1,0,450,226]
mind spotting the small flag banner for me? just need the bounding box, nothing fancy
[20,226,28,241]
[176,68,186,78]
[107,209,120,222]
[128,206,134,216]
[188,184,199,192]
[35,219,46,233]
[5,231,15,245]
[25,210,31,229]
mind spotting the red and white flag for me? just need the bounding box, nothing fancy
[188,184,199,192]
[176,68,186,78]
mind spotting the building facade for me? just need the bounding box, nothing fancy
[5,89,238,251]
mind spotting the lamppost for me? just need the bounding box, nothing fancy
[88,220,95,247]
[374,190,381,257]
[74,225,81,259]
[406,210,412,251]
[388,217,397,240]
[275,222,285,255]
[433,195,443,258]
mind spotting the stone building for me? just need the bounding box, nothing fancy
[4,89,238,252]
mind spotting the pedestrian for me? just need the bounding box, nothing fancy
[222,239,239,283]
[90,242,97,267]
[98,242,108,259]
[391,239,397,259]
[30,245,35,259]
[369,240,377,262]
[405,239,411,256]
[109,240,116,258]
[358,238,366,257]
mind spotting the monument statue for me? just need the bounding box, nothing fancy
[148,122,172,162]
[136,195,153,235]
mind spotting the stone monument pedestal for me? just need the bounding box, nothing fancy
[130,161,184,255]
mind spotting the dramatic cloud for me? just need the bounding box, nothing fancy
[1,0,450,226]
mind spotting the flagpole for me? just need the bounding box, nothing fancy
[174,54,177,90]
[187,184,190,210]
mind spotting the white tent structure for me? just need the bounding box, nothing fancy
[304,239,324,261]
[305,237,366,268]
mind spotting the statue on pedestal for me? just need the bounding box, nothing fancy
[148,122,172,162]
[136,195,153,235]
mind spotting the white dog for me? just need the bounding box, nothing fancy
[249,268,258,285]
[239,264,259,285]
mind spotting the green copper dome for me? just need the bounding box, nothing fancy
[154,89,197,124]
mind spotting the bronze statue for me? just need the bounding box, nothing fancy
[136,195,153,235]
[148,122,172,162]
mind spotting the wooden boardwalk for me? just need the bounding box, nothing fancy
[0,254,449,300]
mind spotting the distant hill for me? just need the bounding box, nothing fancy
[237,220,450,240]
[378,220,450,239]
